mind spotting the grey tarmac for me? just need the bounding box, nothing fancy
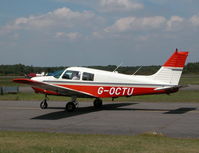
[0,100,199,138]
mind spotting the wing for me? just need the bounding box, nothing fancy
[13,78,95,98]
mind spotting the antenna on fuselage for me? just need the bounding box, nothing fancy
[132,66,142,75]
[113,62,123,72]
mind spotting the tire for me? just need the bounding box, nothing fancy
[40,100,48,109]
[93,99,102,109]
[66,102,76,112]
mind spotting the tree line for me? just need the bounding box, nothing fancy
[0,62,198,76]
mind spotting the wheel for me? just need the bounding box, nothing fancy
[66,102,76,112]
[93,98,102,109]
[40,100,48,109]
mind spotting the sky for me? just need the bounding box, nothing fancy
[0,0,199,66]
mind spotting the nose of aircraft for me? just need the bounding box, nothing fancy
[31,76,45,82]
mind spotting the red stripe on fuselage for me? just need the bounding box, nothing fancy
[55,84,167,98]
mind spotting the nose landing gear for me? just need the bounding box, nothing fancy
[40,94,49,109]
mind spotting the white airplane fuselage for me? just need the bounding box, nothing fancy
[31,66,179,98]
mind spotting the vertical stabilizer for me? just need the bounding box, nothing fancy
[151,49,189,85]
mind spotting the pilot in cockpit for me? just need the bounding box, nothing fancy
[72,72,81,80]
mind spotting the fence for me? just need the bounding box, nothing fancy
[0,86,19,95]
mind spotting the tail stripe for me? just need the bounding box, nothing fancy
[163,49,189,68]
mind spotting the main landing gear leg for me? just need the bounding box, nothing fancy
[93,98,103,109]
[40,94,48,109]
[65,97,78,112]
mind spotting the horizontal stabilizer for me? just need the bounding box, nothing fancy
[154,85,188,94]
[154,85,182,91]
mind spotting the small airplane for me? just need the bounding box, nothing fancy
[13,49,189,112]
[26,72,46,78]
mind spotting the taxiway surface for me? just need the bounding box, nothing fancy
[0,100,199,138]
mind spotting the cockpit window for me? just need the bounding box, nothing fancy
[52,69,65,78]
[62,70,81,80]
[82,72,94,81]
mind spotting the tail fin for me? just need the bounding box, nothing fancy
[151,49,189,85]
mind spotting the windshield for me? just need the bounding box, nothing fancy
[48,69,65,78]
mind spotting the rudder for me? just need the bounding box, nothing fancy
[151,49,189,85]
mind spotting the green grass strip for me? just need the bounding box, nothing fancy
[0,131,199,153]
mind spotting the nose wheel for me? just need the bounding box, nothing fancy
[40,95,48,109]
[40,100,48,109]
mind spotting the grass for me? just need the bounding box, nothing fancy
[0,131,199,153]
[0,90,198,102]
[122,90,199,102]
[180,74,199,85]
